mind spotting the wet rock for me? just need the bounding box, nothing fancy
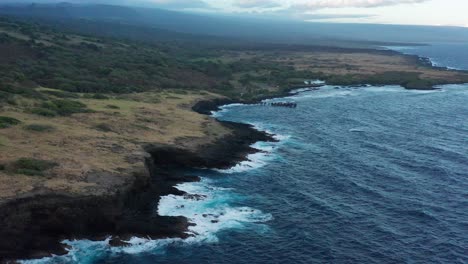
[184,194,207,201]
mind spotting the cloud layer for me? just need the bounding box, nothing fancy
[290,0,428,10]
[145,0,430,22]
[234,0,281,8]
[149,0,210,9]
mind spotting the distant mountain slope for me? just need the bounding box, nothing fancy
[1,2,468,45]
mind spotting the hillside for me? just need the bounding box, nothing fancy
[2,3,468,45]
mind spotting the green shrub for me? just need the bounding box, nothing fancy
[93,93,109,99]
[38,99,89,116]
[53,99,88,115]
[105,104,120,109]
[14,158,58,176]
[0,116,21,128]
[83,93,109,100]
[24,124,55,132]
[42,90,80,98]
[16,168,44,176]
[30,108,57,117]
[0,164,5,170]
[0,91,13,102]
[0,85,43,99]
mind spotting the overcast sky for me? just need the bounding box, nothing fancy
[146,0,468,27]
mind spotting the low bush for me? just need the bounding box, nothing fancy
[0,84,43,99]
[106,104,120,109]
[83,93,109,100]
[24,124,55,132]
[30,108,57,117]
[0,116,21,128]
[53,99,88,115]
[13,158,58,176]
[42,90,80,98]
[34,99,89,116]
[16,168,44,176]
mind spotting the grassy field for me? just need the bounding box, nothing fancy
[221,50,468,92]
[0,88,230,202]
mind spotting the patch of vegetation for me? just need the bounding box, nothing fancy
[24,124,55,132]
[42,89,80,98]
[94,123,113,132]
[105,104,120,109]
[0,84,44,100]
[0,116,21,128]
[13,158,58,176]
[30,108,57,117]
[324,71,436,90]
[132,123,151,131]
[32,99,89,116]
[82,93,110,100]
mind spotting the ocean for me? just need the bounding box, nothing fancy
[385,43,468,70]
[24,46,468,263]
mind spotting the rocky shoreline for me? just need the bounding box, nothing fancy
[0,98,275,263]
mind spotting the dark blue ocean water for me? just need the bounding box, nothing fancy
[385,43,468,70]
[26,48,468,264]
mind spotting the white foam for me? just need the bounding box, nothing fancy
[210,103,246,118]
[287,86,355,99]
[20,238,113,264]
[158,179,273,241]
[215,122,289,174]
[381,45,416,51]
[216,148,273,173]
[349,128,366,133]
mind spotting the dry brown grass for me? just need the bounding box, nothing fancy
[269,51,467,83]
[0,90,230,202]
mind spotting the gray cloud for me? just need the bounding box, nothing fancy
[302,13,376,19]
[147,0,210,9]
[233,0,281,8]
[290,0,429,10]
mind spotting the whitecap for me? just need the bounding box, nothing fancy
[210,103,246,118]
[349,128,366,133]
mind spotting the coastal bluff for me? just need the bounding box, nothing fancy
[0,94,274,262]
